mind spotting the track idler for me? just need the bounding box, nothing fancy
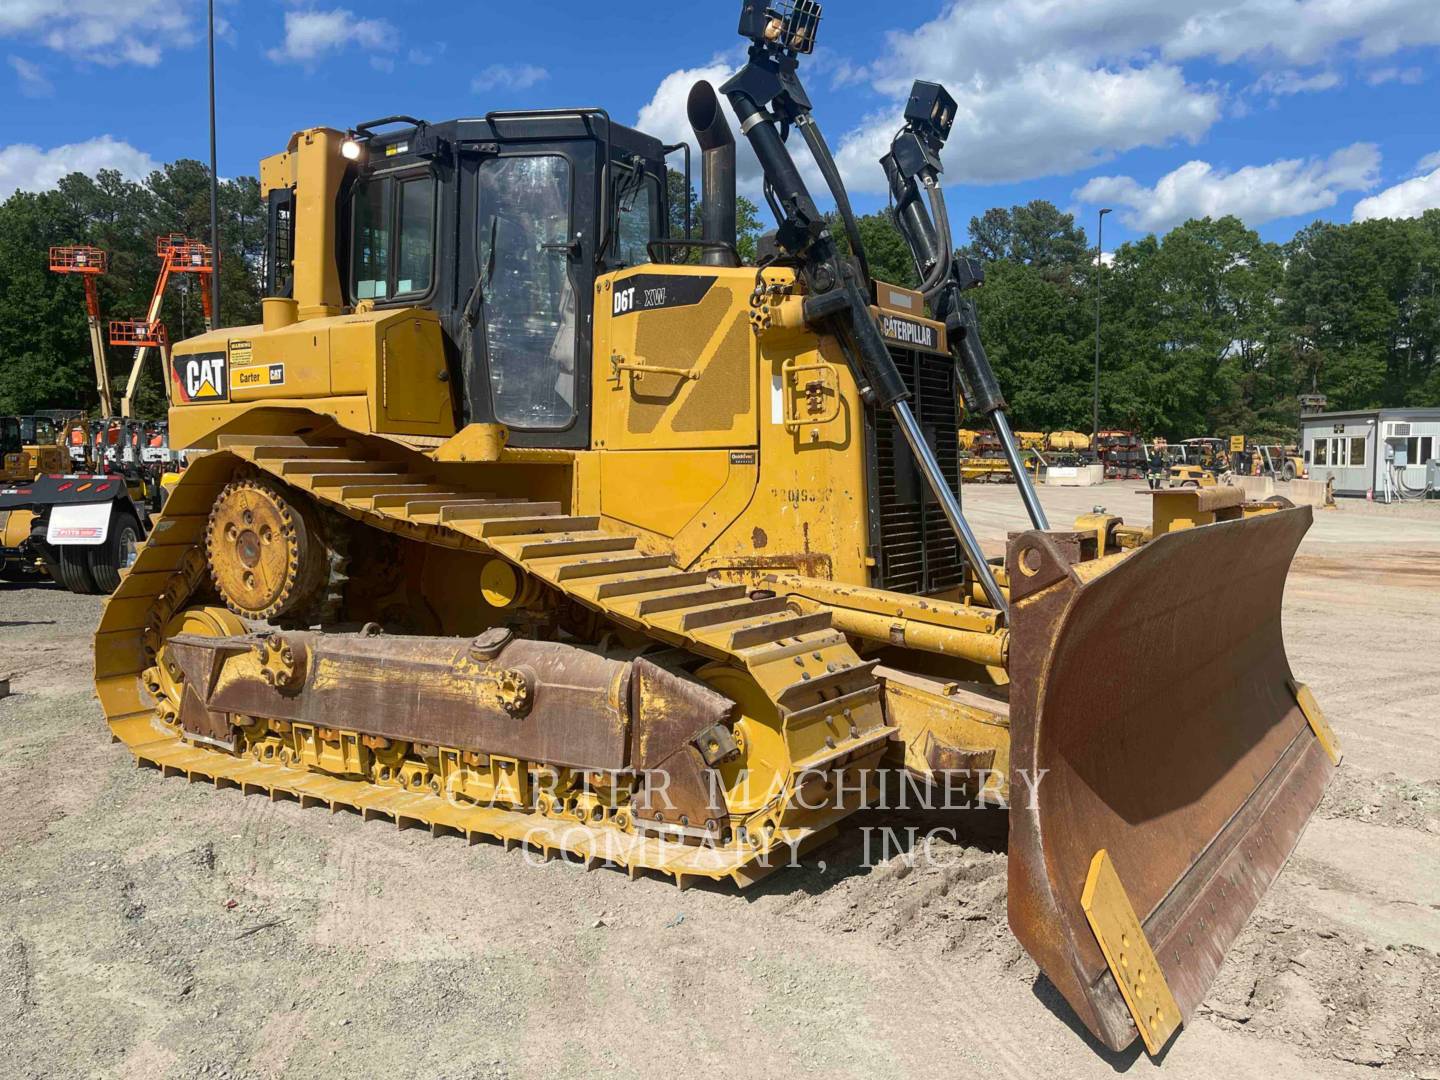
[163,626,739,840]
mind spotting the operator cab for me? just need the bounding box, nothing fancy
[265,111,672,450]
[17,416,57,446]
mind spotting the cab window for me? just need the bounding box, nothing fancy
[613,168,661,268]
[19,417,56,445]
[476,154,576,430]
[350,171,436,301]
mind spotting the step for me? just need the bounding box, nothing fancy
[278,460,406,477]
[592,569,709,600]
[370,488,462,511]
[479,515,601,538]
[252,446,356,462]
[336,483,444,506]
[401,496,499,519]
[441,501,560,524]
[727,612,833,650]
[511,533,637,561]
[632,584,747,617]
[679,596,792,632]
[553,554,673,582]
[308,472,421,490]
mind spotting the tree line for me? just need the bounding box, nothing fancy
[2,159,1436,440]
[0,162,263,418]
[851,200,1440,440]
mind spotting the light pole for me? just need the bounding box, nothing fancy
[207,0,222,328]
[1092,206,1111,439]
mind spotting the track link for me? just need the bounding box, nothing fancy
[96,434,893,886]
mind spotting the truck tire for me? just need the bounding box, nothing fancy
[87,508,142,594]
[1282,461,1296,481]
[50,543,100,594]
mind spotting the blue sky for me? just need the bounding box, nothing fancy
[3,0,1440,247]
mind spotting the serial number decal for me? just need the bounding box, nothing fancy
[611,274,716,317]
[878,314,939,350]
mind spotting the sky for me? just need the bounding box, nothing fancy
[2,0,1439,248]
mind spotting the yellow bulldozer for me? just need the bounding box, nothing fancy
[94,1,1339,1057]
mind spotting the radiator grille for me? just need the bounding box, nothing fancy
[869,348,965,595]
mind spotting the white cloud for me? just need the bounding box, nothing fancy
[0,136,158,199]
[802,0,1439,193]
[0,0,195,66]
[1077,143,1381,232]
[8,54,51,97]
[1172,0,1440,66]
[839,59,1220,192]
[1353,153,1440,221]
[1367,66,1424,86]
[406,43,445,66]
[470,63,549,93]
[267,9,394,65]
[1249,68,1342,96]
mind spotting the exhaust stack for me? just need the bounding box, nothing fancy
[686,81,739,267]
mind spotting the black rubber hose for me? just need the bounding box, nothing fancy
[922,182,953,301]
[797,115,872,284]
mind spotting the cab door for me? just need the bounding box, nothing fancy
[472,153,583,441]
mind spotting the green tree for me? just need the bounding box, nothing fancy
[1101,216,1286,439]
[1281,212,1440,410]
[967,201,1089,277]
[0,162,263,419]
[830,210,920,289]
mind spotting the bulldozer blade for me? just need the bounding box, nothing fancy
[1005,506,1336,1053]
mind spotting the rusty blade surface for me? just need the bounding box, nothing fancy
[1005,506,1335,1051]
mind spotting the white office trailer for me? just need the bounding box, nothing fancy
[1299,408,1440,499]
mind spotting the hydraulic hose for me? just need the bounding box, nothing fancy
[921,180,953,301]
[796,114,872,284]
[883,153,1049,530]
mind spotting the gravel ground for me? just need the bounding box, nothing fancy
[1,484,1437,1080]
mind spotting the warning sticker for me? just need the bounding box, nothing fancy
[229,339,255,367]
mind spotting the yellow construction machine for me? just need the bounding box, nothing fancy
[1,415,69,581]
[95,1,1339,1057]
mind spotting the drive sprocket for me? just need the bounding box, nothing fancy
[206,476,329,620]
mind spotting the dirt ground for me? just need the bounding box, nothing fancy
[2,484,1437,1080]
